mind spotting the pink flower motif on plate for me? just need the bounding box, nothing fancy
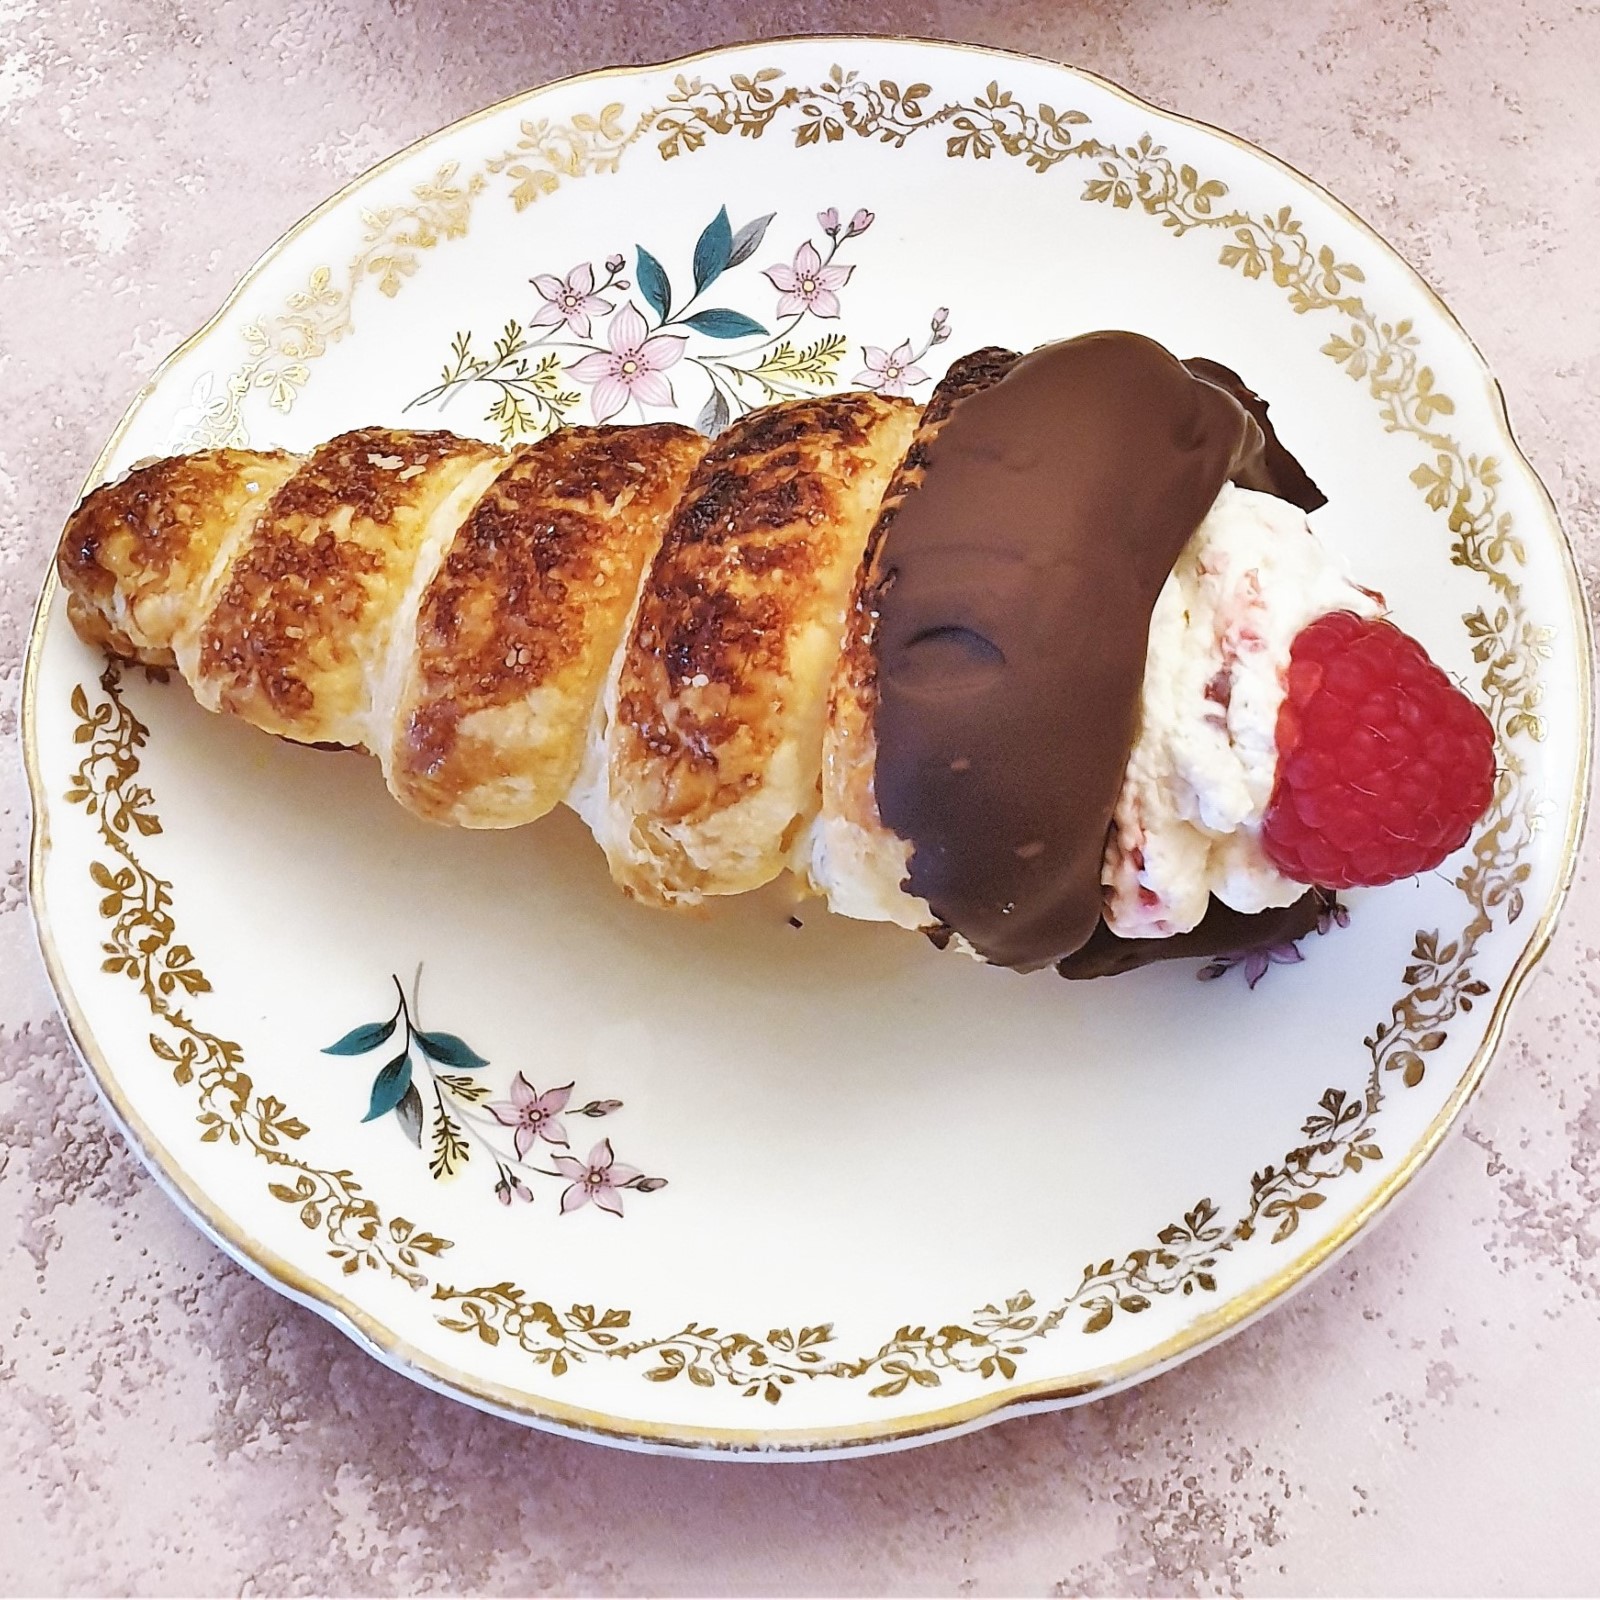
[495,1174,535,1206]
[552,1138,643,1217]
[529,263,614,339]
[569,302,686,423]
[764,241,853,319]
[855,341,929,397]
[487,1073,572,1159]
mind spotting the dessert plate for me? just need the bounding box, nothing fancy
[23,37,1590,1457]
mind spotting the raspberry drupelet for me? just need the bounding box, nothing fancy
[1262,610,1496,890]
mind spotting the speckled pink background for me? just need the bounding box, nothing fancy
[3,1,1598,1594]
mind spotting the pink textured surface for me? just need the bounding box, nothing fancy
[3,1,1598,1593]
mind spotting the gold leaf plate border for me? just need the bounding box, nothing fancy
[22,37,1593,1457]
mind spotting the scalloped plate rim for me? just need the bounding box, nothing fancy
[21,33,1594,1458]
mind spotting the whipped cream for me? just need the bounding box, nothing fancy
[1102,484,1381,939]
[800,803,932,931]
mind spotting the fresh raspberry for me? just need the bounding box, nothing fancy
[1262,610,1496,890]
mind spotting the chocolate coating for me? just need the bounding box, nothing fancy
[869,332,1268,970]
[1183,357,1326,514]
[1055,892,1322,980]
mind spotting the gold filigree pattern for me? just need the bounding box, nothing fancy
[1071,154,1543,1254]
[66,667,453,1285]
[58,61,1549,1410]
[481,69,1106,212]
[430,1235,1220,1403]
[179,163,483,449]
[485,101,639,208]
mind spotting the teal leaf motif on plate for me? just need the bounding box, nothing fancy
[323,1015,398,1055]
[682,309,768,339]
[415,1029,489,1070]
[635,246,672,320]
[364,1052,414,1122]
[692,206,732,291]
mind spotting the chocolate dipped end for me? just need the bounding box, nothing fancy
[1184,356,1327,514]
[869,331,1262,970]
[1056,891,1322,981]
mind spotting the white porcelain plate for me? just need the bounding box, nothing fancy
[24,37,1591,1457]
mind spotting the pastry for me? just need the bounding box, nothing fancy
[584,390,917,904]
[56,331,1497,976]
[392,424,706,827]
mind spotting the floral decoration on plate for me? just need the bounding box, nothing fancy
[405,202,950,439]
[324,974,667,1214]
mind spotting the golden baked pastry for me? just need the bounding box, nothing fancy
[592,391,918,905]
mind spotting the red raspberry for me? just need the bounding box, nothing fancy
[1262,611,1496,890]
